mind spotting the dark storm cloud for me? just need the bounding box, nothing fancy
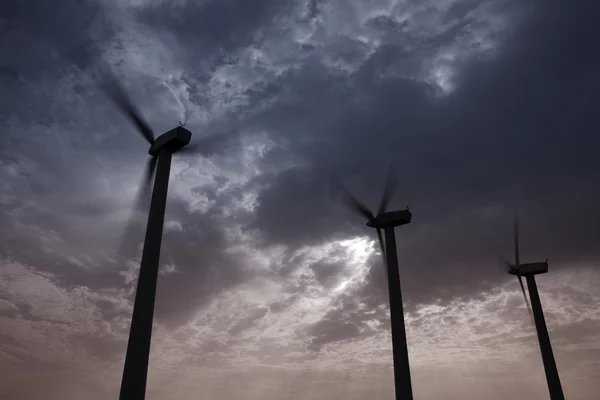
[247,0,600,324]
[307,295,382,351]
[132,0,298,92]
[310,260,345,288]
[0,0,111,77]
[152,199,250,327]
[135,0,295,52]
[0,0,267,330]
[247,166,357,249]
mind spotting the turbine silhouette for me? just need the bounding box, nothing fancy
[100,72,228,400]
[502,212,565,400]
[332,165,414,400]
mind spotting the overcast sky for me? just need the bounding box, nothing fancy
[1,0,599,399]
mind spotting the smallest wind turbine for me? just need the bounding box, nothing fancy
[502,213,565,400]
[332,166,413,400]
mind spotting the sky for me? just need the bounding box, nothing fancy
[1,0,599,399]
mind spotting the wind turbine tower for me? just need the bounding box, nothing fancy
[505,214,565,400]
[333,166,413,400]
[100,73,211,400]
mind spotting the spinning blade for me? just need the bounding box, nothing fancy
[376,227,386,263]
[377,164,399,216]
[99,72,162,258]
[331,165,402,274]
[518,275,534,325]
[330,174,375,221]
[116,158,158,258]
[501,212,534,326]
[101,72,155,145]
[513,213,534,325]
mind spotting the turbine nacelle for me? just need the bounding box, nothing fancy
[508,261,549,276]
[149,126,192,156]
[366,209,412,228]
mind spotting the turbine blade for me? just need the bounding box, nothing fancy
[145,156,158,186]
[101,73,155,145]
[513,212,520,266]
[376,227,386,262]
[330,175,375,221]
[376,164,399,216]
[518,275,535,326]
[116,198,149,259]
[116,157,157,258]
[498,256,513,273]
[376,227,388,278]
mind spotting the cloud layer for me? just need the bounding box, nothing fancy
[1,0,599,399]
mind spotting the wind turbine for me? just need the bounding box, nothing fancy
[502,213,565,400]
[101,74,216,400]
[332,166,413,400]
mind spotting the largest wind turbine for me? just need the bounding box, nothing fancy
[333,166,413,400]
[102,74,207,400]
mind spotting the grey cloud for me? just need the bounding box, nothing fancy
[308,319,362,351]
[245,0,600,312]
[0,137,252,332]
[0,0,112,77]
[91,297,132,324]
[307,300,381,351]
[56,185,253,328]
[228,306,269,336]
[247,167,351,249]
[135,0,296,60]
[272,243,348,280]
[269,293,301,313]
[310,260,345,288]
[65,331,125,362]
[151,199,250,327]
[549,319,600,346]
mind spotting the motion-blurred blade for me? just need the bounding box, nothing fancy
[376,228,389,278]
[376,164,399,216]
[513,212,520,266]
[330,175,375,221]
[518,275,535,325]
[502,257,515,270]
[145,156,158,186]
[498,256,512,273]
[116,198,149,259]
[101,73,155,145]
[376,227,386,261]
[134,157,157,221]
[116,157,157,258]
[376,227,389,276]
